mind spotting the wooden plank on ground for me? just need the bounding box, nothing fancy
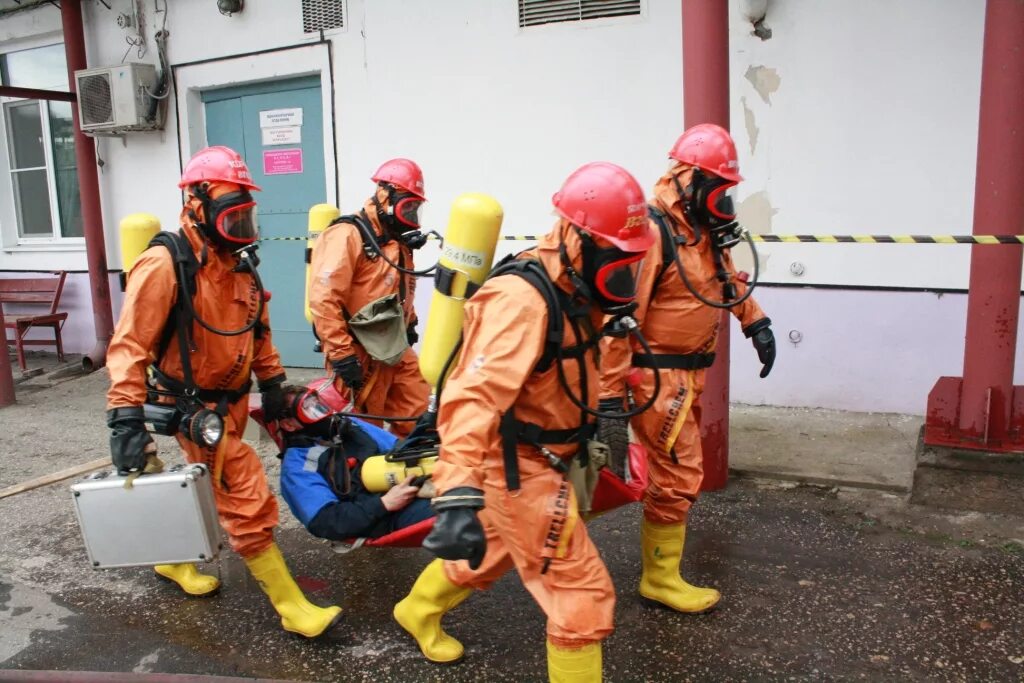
[0,457,109,500]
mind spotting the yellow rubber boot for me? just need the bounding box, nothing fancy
[546,640,602,683]
[154,563,220,597]
[243,543,342,638]
[639,519,720,613]
[393,559,472,663]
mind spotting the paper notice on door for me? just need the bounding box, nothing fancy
[263,148,303,175]
[259,108,303,128]
[262,126,302,146]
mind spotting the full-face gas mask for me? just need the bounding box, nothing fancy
[577,229,643,315]
[676,169,744,250]
[191,184,259,250]
[375,184,427,249]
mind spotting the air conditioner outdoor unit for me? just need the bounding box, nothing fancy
[74,63,158,134]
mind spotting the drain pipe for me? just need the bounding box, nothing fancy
[61,0,114,372]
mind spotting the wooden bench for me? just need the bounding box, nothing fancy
[1,272,68,372]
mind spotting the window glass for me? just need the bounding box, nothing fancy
[49,101,81,237]
[13,169,54,236]
[7,101,45,169]
[0,44,69,91]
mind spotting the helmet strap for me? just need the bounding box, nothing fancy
[372,185,402,234]
[559,240,593,304]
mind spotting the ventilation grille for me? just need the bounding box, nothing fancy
[519,0,641,28]
[302,0,345,33]
[78,73,113,126]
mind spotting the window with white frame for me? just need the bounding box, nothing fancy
[0,42,82,241]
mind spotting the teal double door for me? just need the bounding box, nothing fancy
[202,76,328,367]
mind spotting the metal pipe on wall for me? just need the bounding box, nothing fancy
[681,0,732,490]
[60,0,115,372]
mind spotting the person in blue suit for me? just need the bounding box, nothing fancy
[277,408,433,540]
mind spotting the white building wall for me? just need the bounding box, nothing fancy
[2,0,1020,414]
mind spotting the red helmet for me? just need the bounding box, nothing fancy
[668,124,743,182]
[179,146,261,191]
[371,158,426,200]
[552,162,654,253]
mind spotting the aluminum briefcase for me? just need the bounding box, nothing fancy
[71,463,222,569]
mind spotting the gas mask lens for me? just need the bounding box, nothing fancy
[208,191,259,245]
[595,252,643,303]
[393,195,423,229]
[707,184,736,223]
[216,202,258,243]
[296,389,332,424]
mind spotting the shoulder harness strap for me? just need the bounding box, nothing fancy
[488,257,598,491]
[149,231,199,364]
[146,230,203,401]
[648,205,688,300]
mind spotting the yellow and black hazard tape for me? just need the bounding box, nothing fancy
[261,233,1024,244]
[752,234,1024,245]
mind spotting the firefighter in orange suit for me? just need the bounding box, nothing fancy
[106,146,342,638]
[308,159,431,437]
[393,162,656,683]
[598,124,776,613]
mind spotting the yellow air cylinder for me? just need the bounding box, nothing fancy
[418,193,503,390]
[360,455,437,493]
[118,213,161,290]
[305,204,341,324]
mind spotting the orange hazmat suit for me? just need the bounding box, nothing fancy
[107,201,282,558]
[308,198,429,435]
[601,165,767,525]
[431,226,615,648]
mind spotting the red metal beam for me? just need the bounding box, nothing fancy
[0,86,76,102]
[925,0,1024,453]
[682,0,731,490]
[60,0,114,371]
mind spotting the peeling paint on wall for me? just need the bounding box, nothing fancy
[744,65,781,105]
[742,96,759,155]
[734,191,777,273]
[738,191,777,234]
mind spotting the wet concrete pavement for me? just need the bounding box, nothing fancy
[1,368,1023,681]
[2,474,1022,682]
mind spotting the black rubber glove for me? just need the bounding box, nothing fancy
[423,486,486,570]
[259,374,288,421]
[743,317,776,378]
[332,355,364,391]
[407,323,419,346]
[597,397,629,478]
[107,407,155,475]
[394,410,438,452]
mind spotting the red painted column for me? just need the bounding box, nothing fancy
[61,0,114,371]
[0,307,15,407]
[958,0,1024,446]
[925,0,1024,452]
[682,0,731,489]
